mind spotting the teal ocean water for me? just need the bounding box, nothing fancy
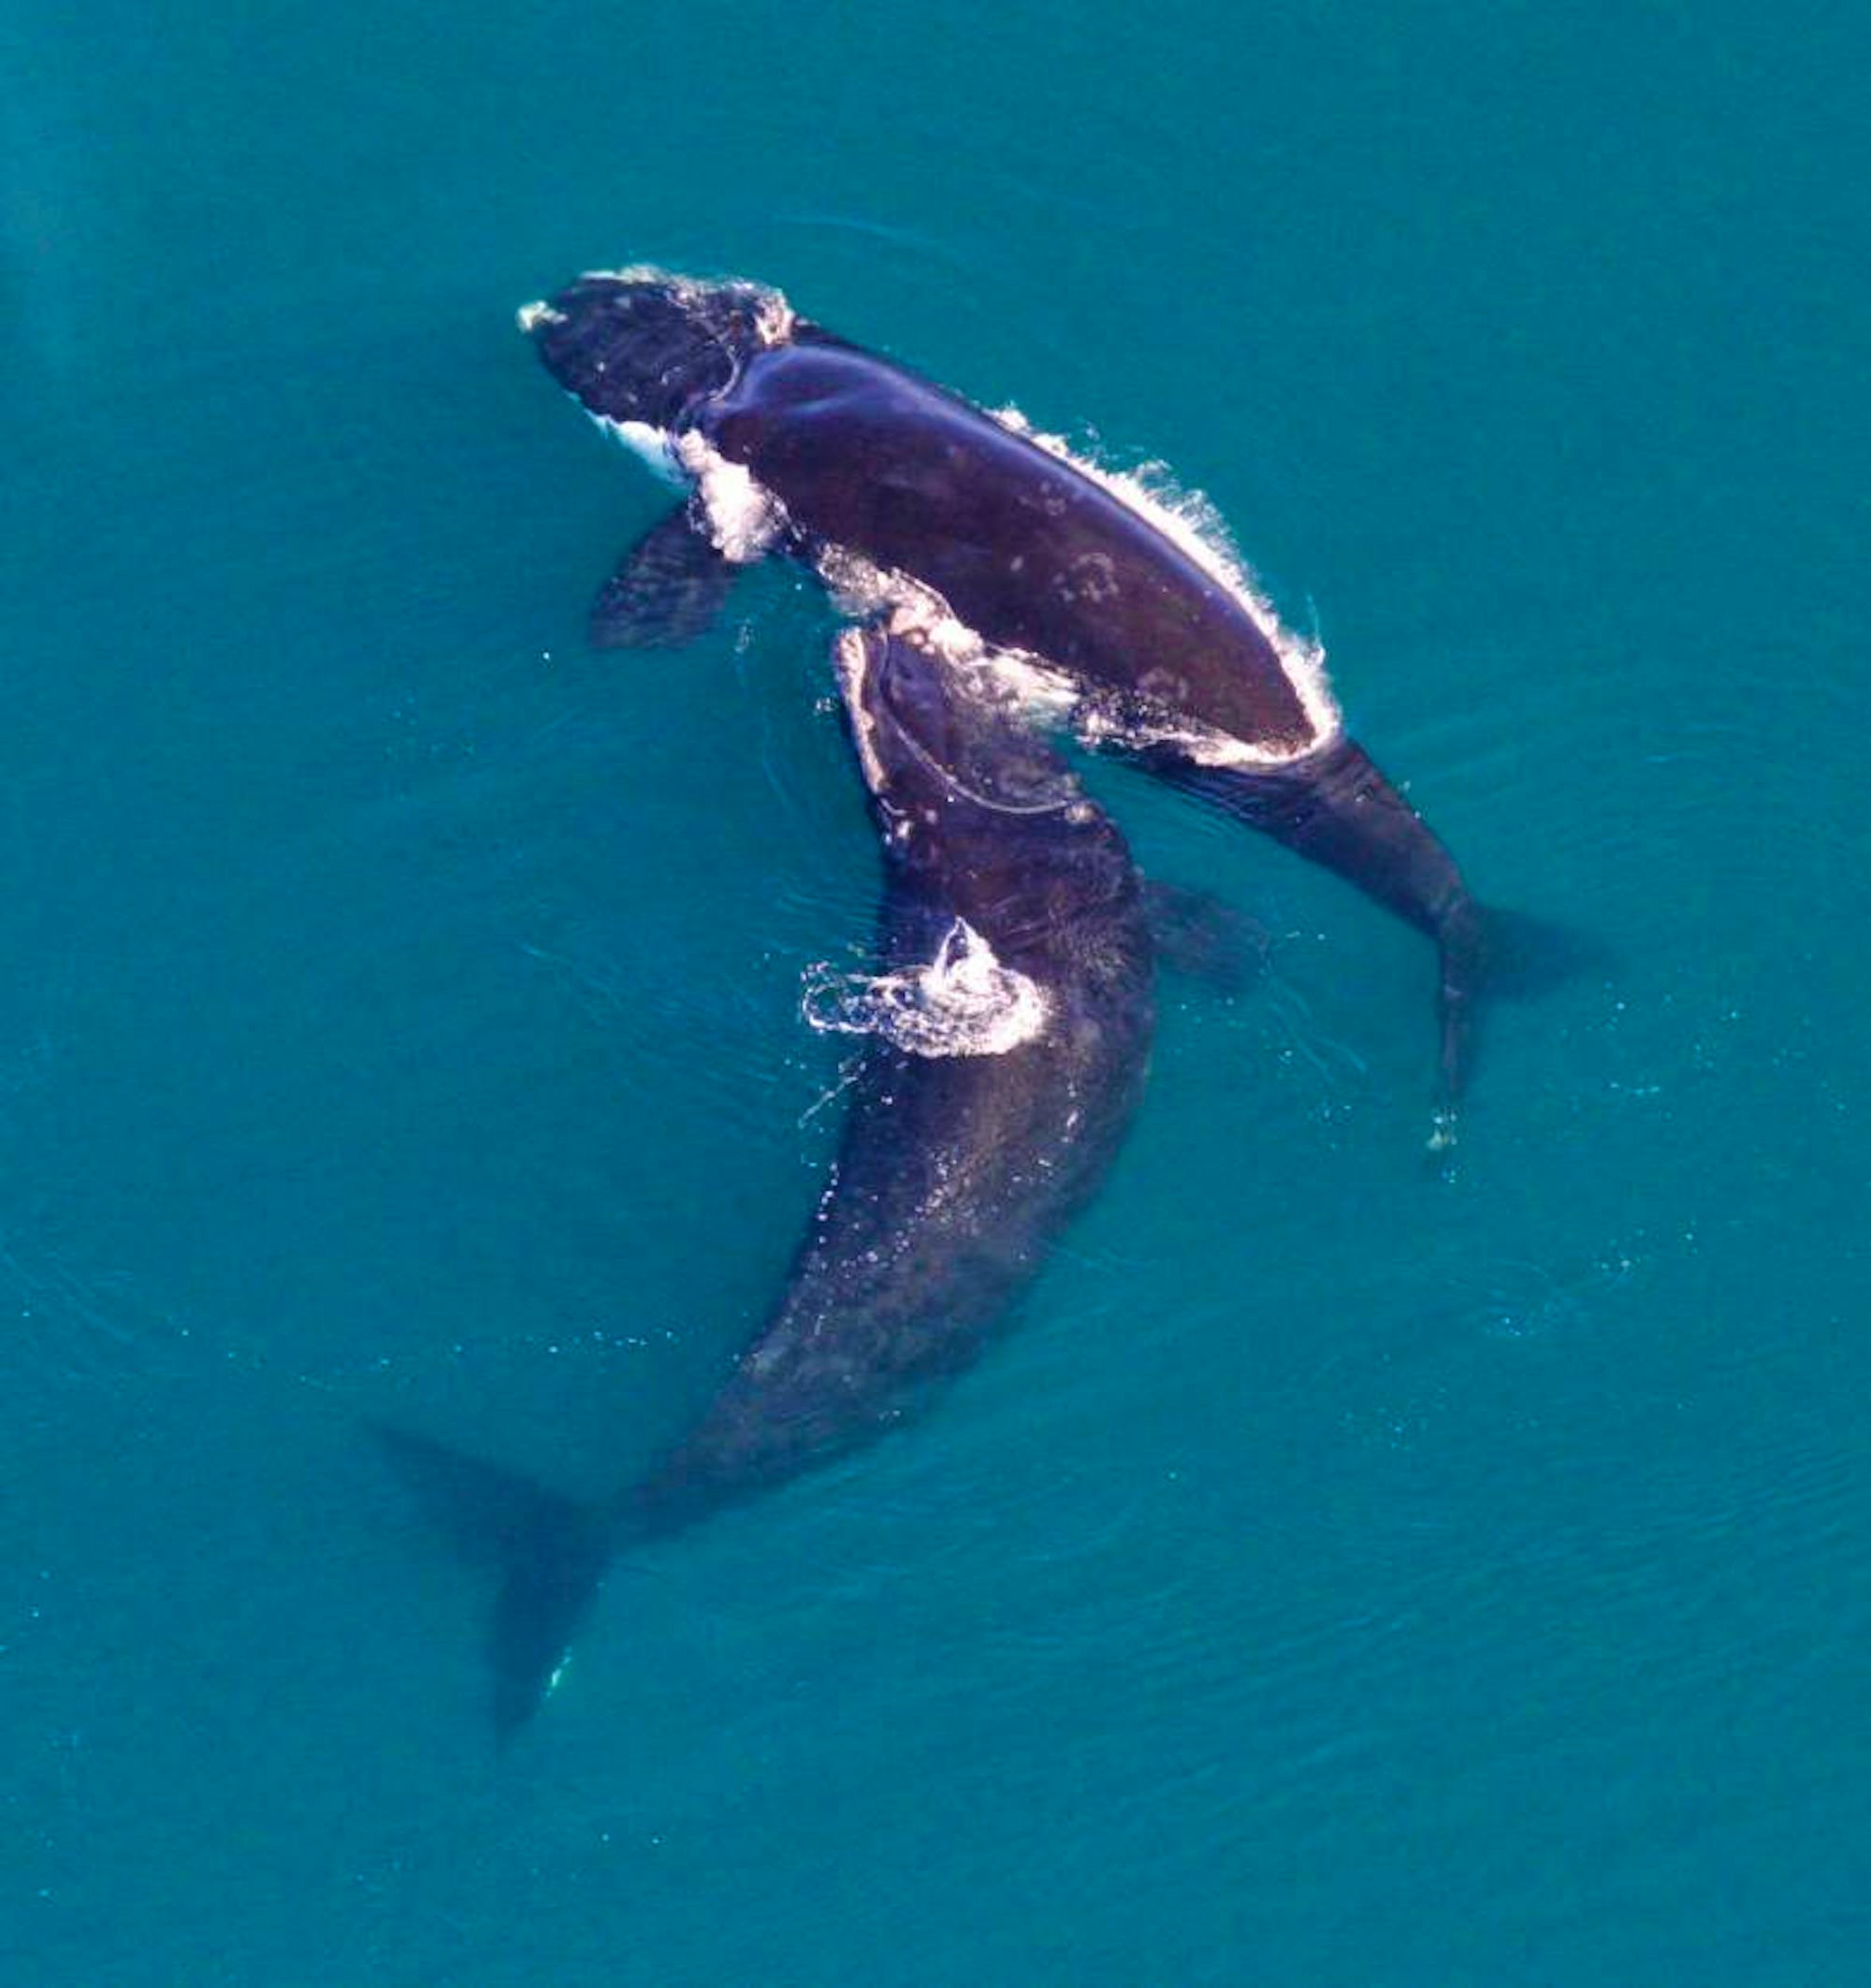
[5,3,1865,1981]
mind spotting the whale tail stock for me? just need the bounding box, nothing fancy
[1138,736,1598,1140]
[370,1423,618,1741]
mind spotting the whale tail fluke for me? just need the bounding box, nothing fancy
[1460,902,1610,1004]
[370,1423,616,1741]
[1429,899,1612,1155]
[1134,739,1608,1136]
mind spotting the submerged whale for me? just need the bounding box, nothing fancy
[520,267,1561,1141]
[382,626,1155,1734]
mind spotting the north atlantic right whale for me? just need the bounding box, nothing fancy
[521,268,1573,1144]
[380,625,1155,1734]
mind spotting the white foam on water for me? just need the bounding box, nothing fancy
[832,622,892,797]
[819,544,981,660]
[821,549,1079,729]
[964,644,1081,729]
[1072,700,1308,771]
[821,541,1288,770]
[591,414,685,487]
[674,429,788,562]
[802,919,1052,1058]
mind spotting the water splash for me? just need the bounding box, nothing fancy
[802,920,1050,1058]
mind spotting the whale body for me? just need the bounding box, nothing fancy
[380,625,1155,1733]
[520,267,1554,1138]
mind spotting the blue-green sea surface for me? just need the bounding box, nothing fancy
[3,2,1865,1982]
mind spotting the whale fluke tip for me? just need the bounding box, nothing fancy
[371,1421,615,1738]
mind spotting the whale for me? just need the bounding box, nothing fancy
[519,267,1569,1143]
[379,625,1155,1734]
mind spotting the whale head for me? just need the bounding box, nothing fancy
[836,626,1079,825]
[518,268,790,429]
[835,625,1141,989]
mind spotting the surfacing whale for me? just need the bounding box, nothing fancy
[520,266,1573,1144]
[380,627,1154,1734]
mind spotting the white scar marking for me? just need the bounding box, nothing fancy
[569,264,797,346]
[991,403,1342,760]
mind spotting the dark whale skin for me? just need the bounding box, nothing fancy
[377,626,1155,1734]
[703,334,1318,752]
[634,626,1154,1529]
[525,272,1524,1127]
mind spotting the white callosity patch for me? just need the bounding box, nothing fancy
[518,266,800,508]
[565,265,797,347]
[802,919,1052,1059]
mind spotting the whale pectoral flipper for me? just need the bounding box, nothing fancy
[1140,878,1269,995]
[371,1423,615,1739]
[589,507,737,649]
